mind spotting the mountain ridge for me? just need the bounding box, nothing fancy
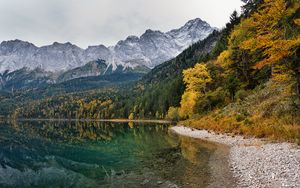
[0,18,215,74]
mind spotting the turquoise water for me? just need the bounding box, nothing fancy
[0,120,234,188]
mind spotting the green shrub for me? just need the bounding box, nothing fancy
[166,107,180,121]
[235,89,248,101]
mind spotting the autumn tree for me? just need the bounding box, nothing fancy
[128,113,134,120]
[166,107,180,121]
[182,64,212,93]
[179,64,212,118]
[228,0,300,95]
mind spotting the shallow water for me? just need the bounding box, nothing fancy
[0,120,235,188]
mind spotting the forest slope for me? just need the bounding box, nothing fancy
[172,0,300,143]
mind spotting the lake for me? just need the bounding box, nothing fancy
[0,120,235,188]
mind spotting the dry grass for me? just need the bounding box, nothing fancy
[181,81,300,144]
[181,115,300,144]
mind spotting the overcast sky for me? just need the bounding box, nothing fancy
[0,0,243,48]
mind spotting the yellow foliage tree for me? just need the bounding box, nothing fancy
[128,113,134,120]
[179,64,212,118]
[217,50,232,68]
[226,0,300,94]
[179,91,199,118]
[182,64,212,93]
[239,0,300,69]
[166,106,180,121]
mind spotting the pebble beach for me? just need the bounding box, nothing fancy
[171,126,300,188]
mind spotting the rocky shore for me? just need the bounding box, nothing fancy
[171,126,300,188]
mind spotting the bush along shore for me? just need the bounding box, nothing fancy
[171,126,300,188]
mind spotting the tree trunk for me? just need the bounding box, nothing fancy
[296,71,300,96]
[231,90,235,102]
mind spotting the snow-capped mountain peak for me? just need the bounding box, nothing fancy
[167,18,214,50]
[0,18,215,74]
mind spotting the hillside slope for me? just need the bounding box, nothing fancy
[174,0,300,143]
[8,26,231,119]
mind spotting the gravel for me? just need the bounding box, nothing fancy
[171,126,300,188]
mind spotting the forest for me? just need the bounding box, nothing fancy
[4,0,300,142]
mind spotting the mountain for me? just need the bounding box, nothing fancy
[1,30,223,118]
[57,59,150,82]
[142,30,221,84]
[0,20,225,117]
[0,68,56,91]
[57,60,108,83]
[112,18,214,69]
[0,18,214,75]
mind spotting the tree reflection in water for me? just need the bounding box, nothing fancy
[0,120,234,188]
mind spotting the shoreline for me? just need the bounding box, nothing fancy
[171,126,300,188]
[10,118,173,124]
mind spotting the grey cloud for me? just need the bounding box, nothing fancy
[0,0,243,48]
